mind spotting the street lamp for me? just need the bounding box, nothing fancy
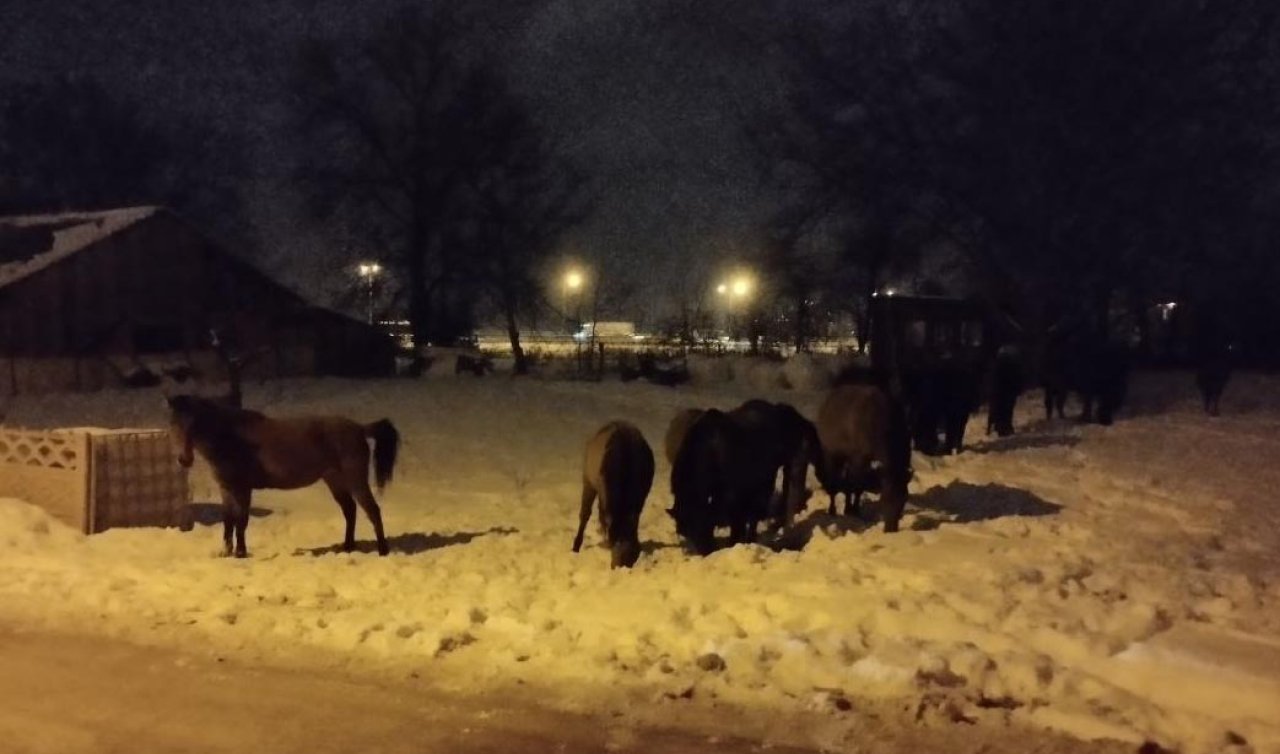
[563,268,586,335]
[357,262,382,325]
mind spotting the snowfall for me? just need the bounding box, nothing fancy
[1,358,1278,754]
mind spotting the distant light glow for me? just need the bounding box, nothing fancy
[731,277,750,297]
[357,262,382,279]
[716,283,728,295]
[565,270,583,290]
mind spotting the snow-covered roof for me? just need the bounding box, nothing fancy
[0,206,161,289]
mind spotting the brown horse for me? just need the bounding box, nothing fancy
[815,385,912,532]
[572,421,655,568]
[166,394,400,557]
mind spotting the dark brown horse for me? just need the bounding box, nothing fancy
[815,385,912,532]
[572,421,655,568]
[166,394,400,557]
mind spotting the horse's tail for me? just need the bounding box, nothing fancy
[365,419,400,492]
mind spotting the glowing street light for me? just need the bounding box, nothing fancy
[356,262,383,324]
[731,276,751,298]
[562,267,587,334]
[716,283,728,295]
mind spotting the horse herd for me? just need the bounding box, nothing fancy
[162,344,1228,565]
[163,380,911,565]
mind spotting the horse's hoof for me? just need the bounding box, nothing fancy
[234,549,248,559]
[377,543,390,556]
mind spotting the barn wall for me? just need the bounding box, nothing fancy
[0,210,388,395]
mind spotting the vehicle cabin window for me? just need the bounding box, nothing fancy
[906,320,927,348]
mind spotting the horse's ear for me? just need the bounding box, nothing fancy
[665,507,675,519]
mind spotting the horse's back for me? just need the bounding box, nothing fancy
[664,408,705,465]
[584,422,655,542]
[245,415,370,489]
[817,384,889,463]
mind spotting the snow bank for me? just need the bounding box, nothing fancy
[685,354,733,385]
[2,373,1279,754]
[781,353,834,391]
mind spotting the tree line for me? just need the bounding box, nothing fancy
[3,0,1279,367]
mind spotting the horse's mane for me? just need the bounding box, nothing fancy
[169,394,267,479]
[170,394,265,426]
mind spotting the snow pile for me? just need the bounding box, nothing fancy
[742,359,788,391]
[1,373,1278,753]
[685,354,733,385]
[781,353,834,391]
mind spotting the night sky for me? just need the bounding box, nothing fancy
[1,0,809,317]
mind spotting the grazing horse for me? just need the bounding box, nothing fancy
[1196,344,1232,417]
[572,421,655,568]
[986,345,1024,437]
[815,384,912,532]
[904,366,980,455]
[669,410,774,555]
[166,395,400,558]
[663,408,705,465]
[1041,336,1130,425]
[726,399,822,528]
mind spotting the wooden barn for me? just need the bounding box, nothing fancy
[0,206,393,394]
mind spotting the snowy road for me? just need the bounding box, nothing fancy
[0,626,1130,754]
[0,625,800,754]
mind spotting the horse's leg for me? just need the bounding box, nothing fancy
[231,488,251,559]
[324,479,358,552]
[843,490,860,518]
[572,481,597,553]
[352,481,389,556]
[220,487,235,557]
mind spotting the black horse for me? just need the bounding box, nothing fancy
[668,410,775,555]
[726,399,823,529]
[1042,337,1130,425]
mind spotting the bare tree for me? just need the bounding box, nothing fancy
[760,0,1280,348]
[464,86,592,375]
[294,4,524,347]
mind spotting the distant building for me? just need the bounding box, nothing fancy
[0,206,392,394]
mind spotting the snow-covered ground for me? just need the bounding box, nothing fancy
[1,370,1278,754]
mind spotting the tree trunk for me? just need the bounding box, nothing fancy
[504,298,528,375]
[793,296,811,353]
[407,224,430,351]
[858,262,882,354]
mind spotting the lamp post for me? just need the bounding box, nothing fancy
[564,268,584,335]
[716,273,754,348]
[357,262,382,325]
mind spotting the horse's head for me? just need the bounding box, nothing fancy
[164,394,203,468]
[666,505,714,556]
